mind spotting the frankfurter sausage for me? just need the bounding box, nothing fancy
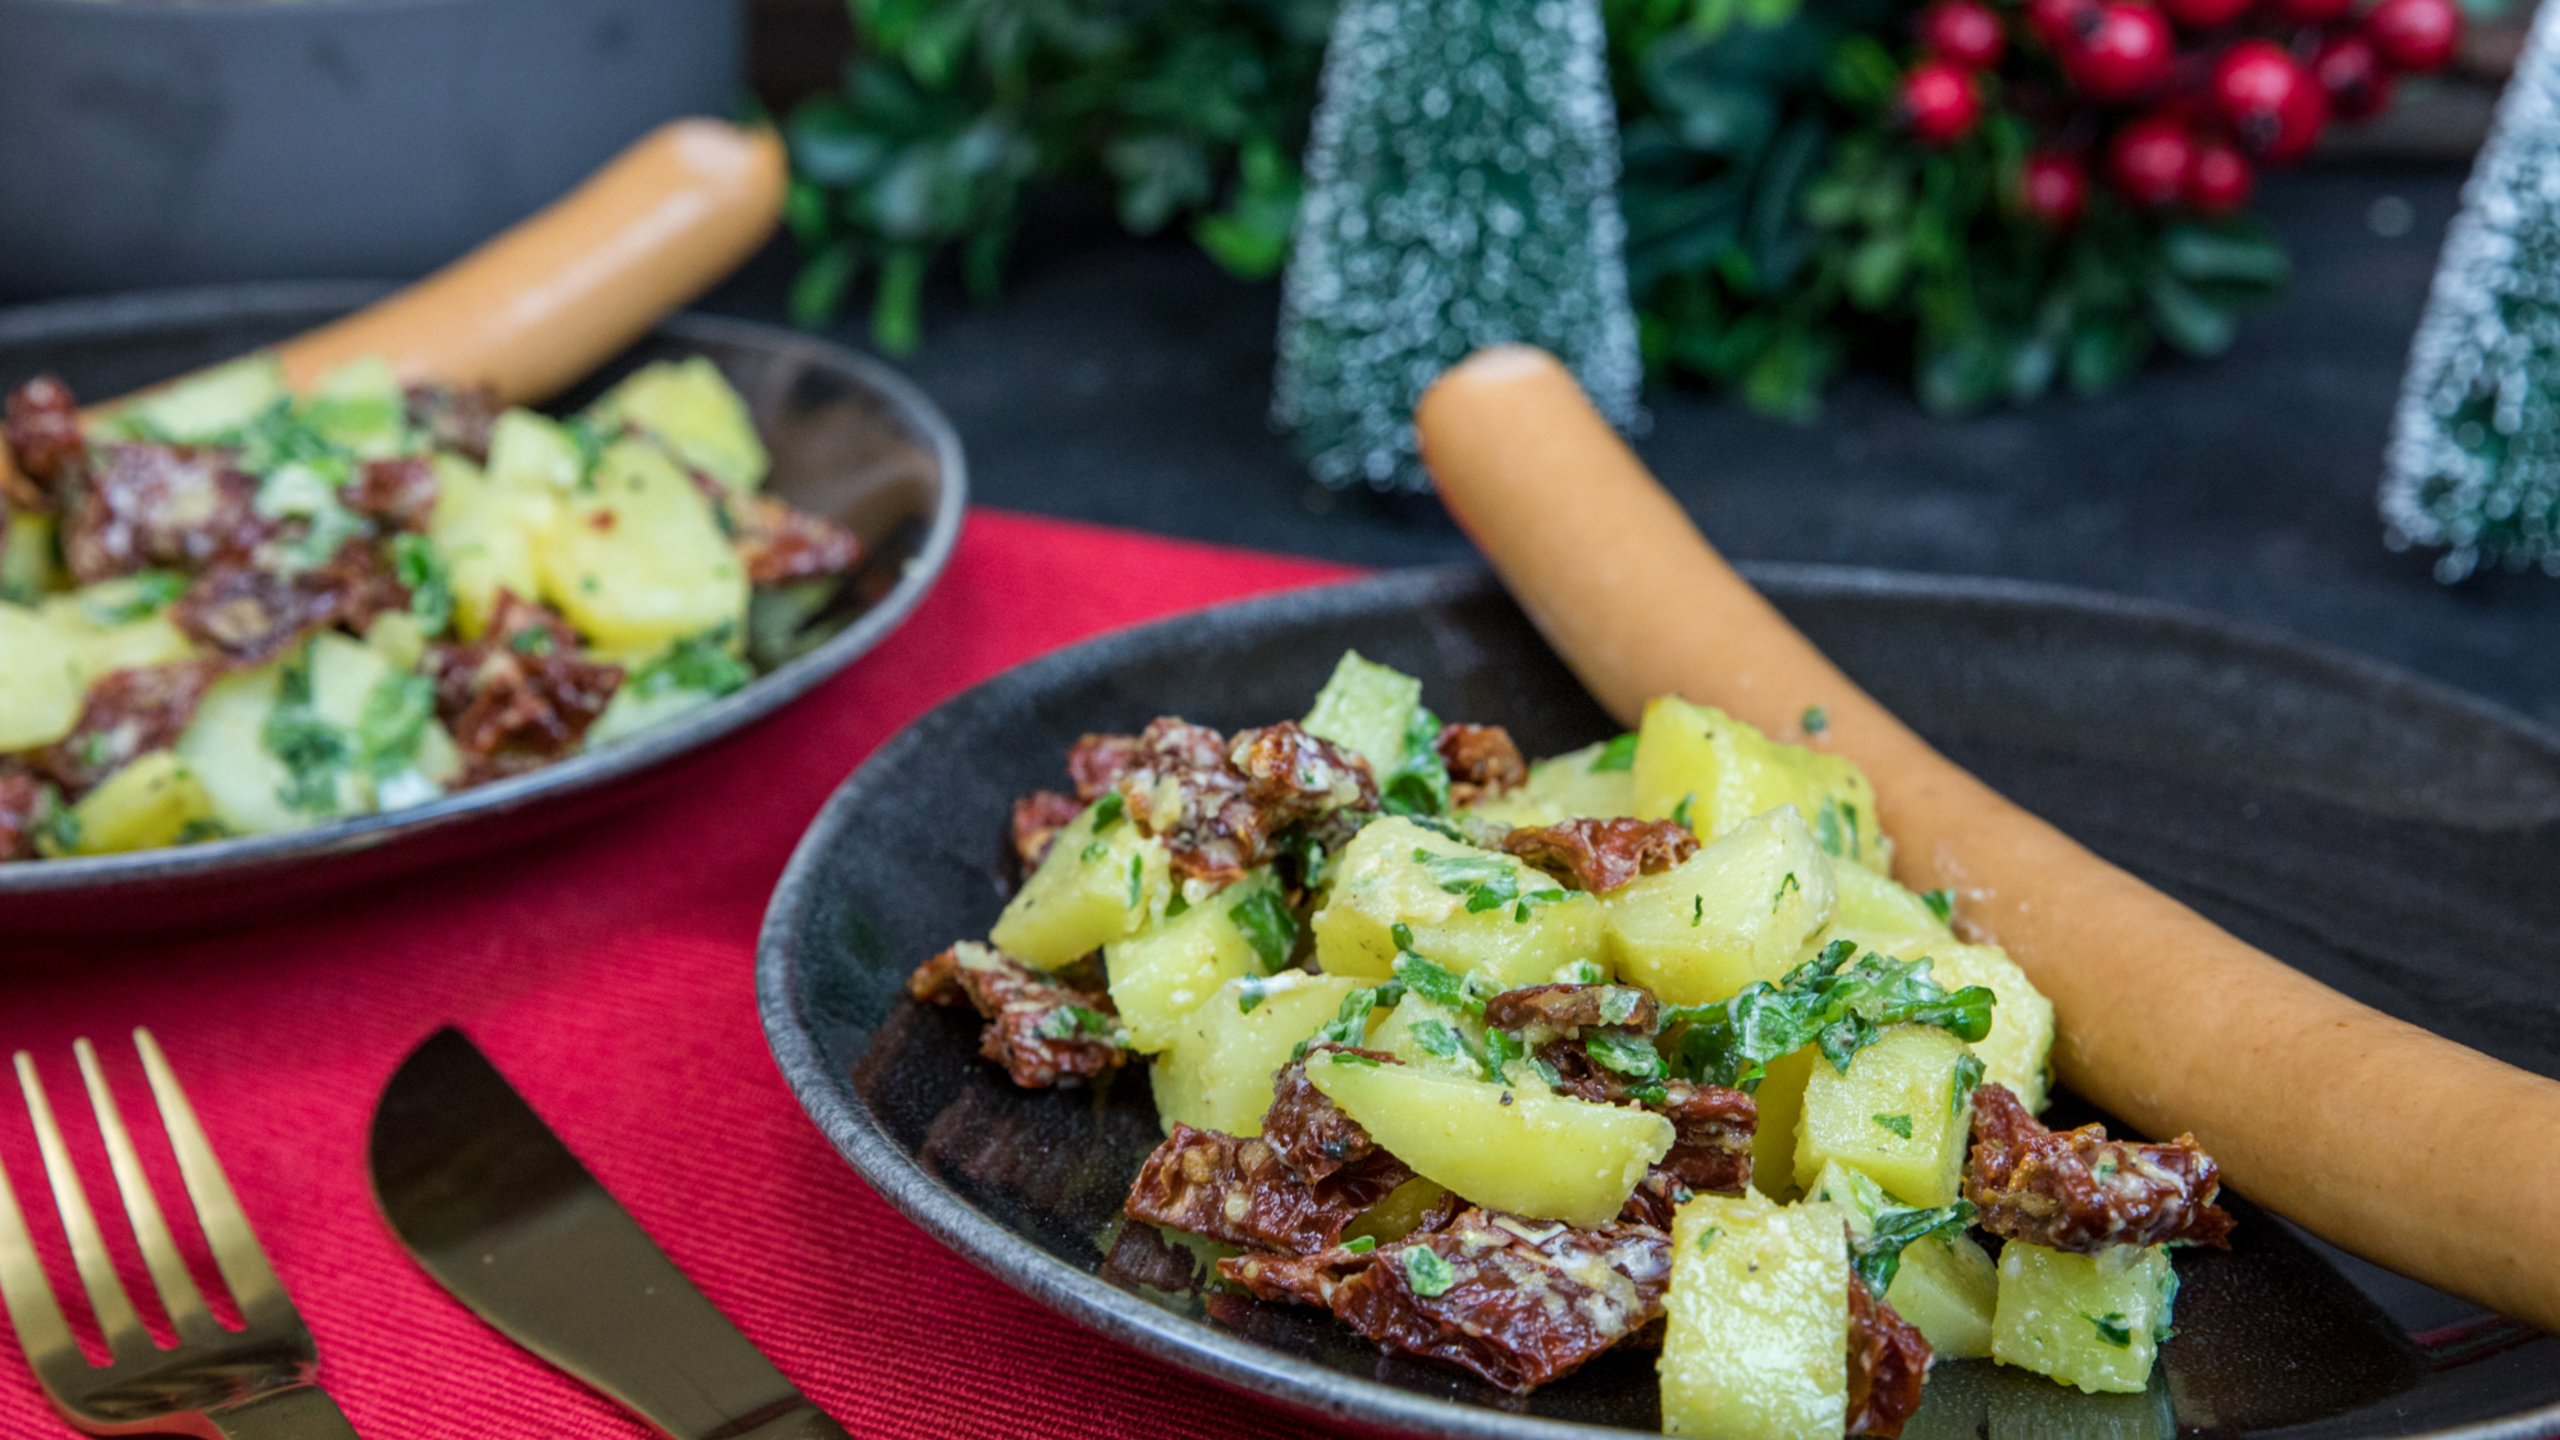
[1417,342,2560,1333]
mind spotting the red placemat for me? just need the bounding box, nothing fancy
[0,509,1367,1440]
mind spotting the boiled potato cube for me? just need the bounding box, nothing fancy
[0,603,85,750]
[306,631,459,805]
[1346,1177,1453,1245]
[587,357,768,492]
[1633,696,1889,871]
[1926,943,2053,1113]
[1659,1188,1850,1440]
[1300,650,1434,799]
[1747,1047,1816,1202]
[1148,972,1367,1135]
[426,455,548,640]
[1993,1243,2177,1395]
[1465,737,1637,826]
[176,664,304,836]
[39,577,197,681]
[535,438,748,662]
[107,353,283,443]
[1,512,61,603]
[299,356,408,457]
[1105,872,1287,1052]
[992,797,1173,968]
[1312,816,1604,987]
[1366,991,1497,1081]
[65,751,215,854]
[1305,1051,1670,1227]
[1602,806,1836,1005]
[1812,1160,1998,1358]
[1796,1023,1977,1205]
[1831,860,1957,942]
[486,409,586,496]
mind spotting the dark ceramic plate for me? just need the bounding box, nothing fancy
[759,566,2560,1439]
[0,282,965,935]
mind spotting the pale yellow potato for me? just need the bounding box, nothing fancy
[1311,816,1604,988]
[1659,1189,1849,1440]
[587,357,769,492]
[1365,991,1497,1081]
[1,512,62,600]
[1345,1178,1453,1245]
[1829,917,2057,1114]
[426,454,549,640]
[1601,806,1836,1005]
[1148,972,1367,1136]
[1464,738,1637,827]
[486,409,587,495]
[1631,696,1889,871]
[1304,1051,1669,1227]
[534,437,747,662]
[1830,858,1956,942]
[990,798,1172,968]
[1811,1160,1997,1358]
[1104,872,1284,1052]
[1795,1023,1977,1206]
[0,603,83,751]
[1746,1047,1816,1202]
[65,751,215,855]
[1993,1243,2176,1395]
[176,663,308,836]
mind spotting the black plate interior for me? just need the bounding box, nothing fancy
[758,565,2560,1440]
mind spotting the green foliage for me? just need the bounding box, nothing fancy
[789,0,2290,409]
[1664,938,1996,1089]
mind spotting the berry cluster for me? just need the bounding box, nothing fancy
[1895,0,2461,224]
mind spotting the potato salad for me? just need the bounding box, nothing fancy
[0,355,858,862]
[910,652,2232,1436]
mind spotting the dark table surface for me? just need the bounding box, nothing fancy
[705,159,2557,734]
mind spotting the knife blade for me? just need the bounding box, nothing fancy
[368,1027,849,1440]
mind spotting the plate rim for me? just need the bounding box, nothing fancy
[0,294,969,899]
[756,562,2560,1440]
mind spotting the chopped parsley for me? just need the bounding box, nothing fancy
[30,789,81,857]
[1294,981,1405,1061]
[1662,941,1997,1090]
[78,571,186,627]
[1125,853,1145,909]
[1950,1053,1986,1115]
[1590,733,1639,773]
[1378,705,1451,817]
[1586,1030,1667,1082]
[1921,888,1956,925]
[1408,1018,1471,1065]
[1872,1112,1914,1140]
[1812,797,1862,859]
[354,671,436,780]
[1772,872,1800,913]
[2089,1312,2134,1348]
[1034,1005,1117,1041]
[1090,791,1126,832]
[1235,976,1275,1015]
[1342,1235,1377,1255]
[262,655,349,815]
[1391,929,1497,1016]
[1599,987,1643,1025]
[1164,889,1191,918]
[1413,848,1570,923]
[1557,959,1607,985]
[1230,887,1299,973]
[1850,1198,1978,1294]
[626,626,751,699]
[1695,1225,1721,1251]
[391,535,454,636]
[509,626,558,657]
[1401,1247,1457,1298]
[1690,894,1705,927]
[1670,793,1697,829]
[77,732,114,771]
[1802,705,1829,736]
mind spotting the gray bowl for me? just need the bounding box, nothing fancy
[0,281,966,936]
[0,0,741,300]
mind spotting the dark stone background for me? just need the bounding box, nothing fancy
[705,161,2556,729]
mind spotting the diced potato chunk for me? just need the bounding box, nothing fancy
[1346,1177,1453,1245]
[1812,1161,1997,1358]
[176,664,303,836]
[534,438,747,662]
[0,603,83,750]
[1796,1023,1976,1206]
[1312,816,1604,988]
[1301,650,1426,778]
[1105,872,1286,1052]
[1926,943,2054,1113]
[107,353,284,443]
[1993,1243,2177,1395]
[426,455,549,640]
[1305,1051,1670,1227]
[587,357,768,492]
[1831,860,1957,943]
[1465,737,1637,826]
[1747,1047,1816,1202]
[1659,1189,1849,1440]
[1148,973,1366,1136]
[486,409,587,496]
[64,751,214,854]
[38,578,198,682]
[990,798,1173,968]
[1632,696,1889,871]
[1365,992,1495,1080]
[1,512,60,602]
[300,356,408,457]
[1601,806,1836,1005]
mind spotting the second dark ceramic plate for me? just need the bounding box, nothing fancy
[758,565,2560,1439]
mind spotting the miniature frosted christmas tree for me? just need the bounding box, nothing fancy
[1272,0,1641,492]
[2384,0,2560,581]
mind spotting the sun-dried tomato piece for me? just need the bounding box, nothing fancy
[1009,789,1085,869]
[1067,732,1143,801]
[344,456,440,532]
[0,765,50,862]
[31,660,222,796]
[1965,1082,2234,1253]
[908,941,1130,1088]
[1485,982,1660,1044]
[64,443,271,582]
[1224,1207,1672,1392]
[731,493,860,586]
[1262,1049,1397,1185]
[4,376,83,502]
[424,592,622,784]
[1125,1121,1411,1254]
[404,383,500,465]
[1846,1271,1933,1437]
[1502,817,1699,894]
[1436,722,1526,804]
[1111,718,1377,885]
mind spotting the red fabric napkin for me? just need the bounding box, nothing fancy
[0,510,1366,1439]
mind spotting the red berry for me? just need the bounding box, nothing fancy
[1920,0,2008,68]
[2109,114,2194,207]
[2314,31,2395,121]
[2266,0,2354,22]
[2064,4,2177,102]
[2368,0,2460,73]
[1898,60,1984,145]
[2158,0,2252,29]
[2028,0,2098,43]
[2021,151,2091,226]
[2184,139,2256,212]
[2213,39,2330,161]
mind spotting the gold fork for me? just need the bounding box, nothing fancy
[0,1030,356,1438]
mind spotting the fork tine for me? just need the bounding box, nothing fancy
[75,1039,217,1344]
[0,1132,87,1381]
[132,1030,294,1331]
[14,1051,152,1361]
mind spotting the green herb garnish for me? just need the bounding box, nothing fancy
[78,571,187,627]
[1872,1112,1913,1139]
[261,654,349,815]
[1772,872,1800,913]
[1342,1235,1377,1255]
[1950,1053,1985,1115]
[1378,705,1451,817]
[1802,705,1829,735]
[1663,941,1997,1090]
[1587,1030,1667,1082]
[1230,887,1299,973]
[1921,887,1956,925]
[1402,1247,1457,1298]
[1851,1198,1978,1294]
[391,535,454,636]
[2090,1312,2134,1348]
[626,626,751,700]
[1590,733,1639,773]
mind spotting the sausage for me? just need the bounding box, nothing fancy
[1415,343,2560,1334]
